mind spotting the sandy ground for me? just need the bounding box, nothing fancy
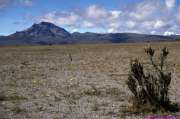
[0,42,180,119]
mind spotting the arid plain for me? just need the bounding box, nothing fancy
[0,42,180,119]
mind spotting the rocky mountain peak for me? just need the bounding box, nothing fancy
[27,22,71,37]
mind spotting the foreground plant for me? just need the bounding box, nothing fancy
[127,46,178,113]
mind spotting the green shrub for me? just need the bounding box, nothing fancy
[127,46,178,113]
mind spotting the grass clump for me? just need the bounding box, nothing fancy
[126,46,178,113]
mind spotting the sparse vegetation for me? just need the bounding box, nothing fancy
[0,42,179,119]
[127,46,178,113]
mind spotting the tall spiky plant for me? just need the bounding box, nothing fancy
[127,46,177,112]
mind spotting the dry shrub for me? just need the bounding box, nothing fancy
[126,46,178,113]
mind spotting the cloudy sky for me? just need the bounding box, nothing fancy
[0,0,180,35]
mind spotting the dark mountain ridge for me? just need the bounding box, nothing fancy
[0,22,177,45]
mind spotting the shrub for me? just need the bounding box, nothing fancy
[127,46,178,113]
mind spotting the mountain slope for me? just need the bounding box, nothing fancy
[0,22,176,45]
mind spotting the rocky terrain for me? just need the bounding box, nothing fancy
[0,42,180,119]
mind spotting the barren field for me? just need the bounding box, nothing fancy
[0,42,180,119]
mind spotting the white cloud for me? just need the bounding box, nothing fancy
[151,31,156,34]
[82,21,95,28]
[40,12,79,27]
[57,13,79,26]
[108,28,117,33]
[154,20,166,29]
[71,29,78,33]
[35,1,179,35]
[39,5,122,31]
[142,21,155,28]
[86,5,108,20]
[109,22,121,29]
[146,20,166,30]
[165,0,176,9]
[164,31,175,36]
[129,1,157,21]
[126,21,136,28]
[110,10,121,19]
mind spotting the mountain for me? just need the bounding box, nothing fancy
[0,22,74,45]
[0,22,177,45]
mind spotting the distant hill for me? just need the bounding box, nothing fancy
[0,22,177,45]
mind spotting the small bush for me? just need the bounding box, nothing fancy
[127,46,178,113]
